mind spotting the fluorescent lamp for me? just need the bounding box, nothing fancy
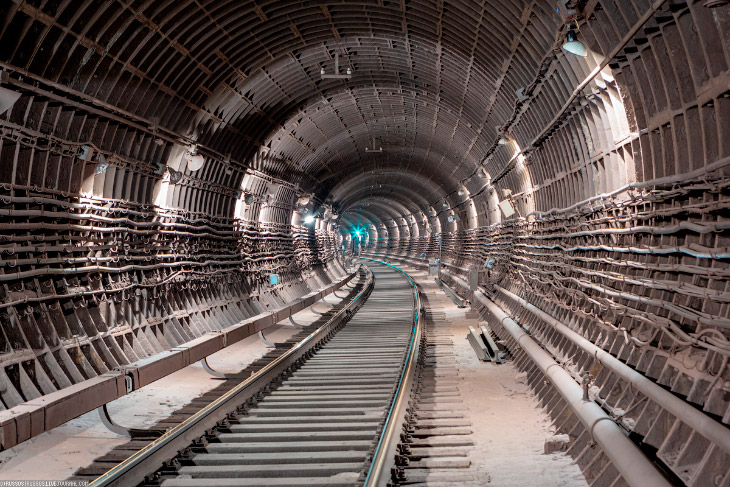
[562,30,587,57]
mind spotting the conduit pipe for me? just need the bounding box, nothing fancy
[496,285,730,457]
[473,290,670,487]
[439,268,469,291]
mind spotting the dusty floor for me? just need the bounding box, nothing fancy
[407,265,588,487]
[0,267,588,486]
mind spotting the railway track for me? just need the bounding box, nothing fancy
[82,259,422,487]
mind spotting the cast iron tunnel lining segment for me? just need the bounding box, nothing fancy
[0,0,729,485]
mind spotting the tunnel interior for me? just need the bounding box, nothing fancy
[1,0,730,485]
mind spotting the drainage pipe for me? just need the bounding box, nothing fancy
[496,285,730,457]
[473,290,670,487]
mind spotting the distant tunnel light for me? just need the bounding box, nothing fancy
[304,214,316,224]
[562,30,587,57]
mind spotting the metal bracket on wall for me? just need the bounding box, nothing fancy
[258,330,275,348]
[289,316,306,328]
[200,357,248,379]
[310,302,328,314]
[97,404,163,438]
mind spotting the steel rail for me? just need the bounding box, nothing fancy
[362,258,422,487]
[88,266,374,487]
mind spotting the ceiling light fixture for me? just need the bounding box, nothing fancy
[365,138,382,152]
[184,145,205,171]
[321,53,352,80]
[562,27,587,57]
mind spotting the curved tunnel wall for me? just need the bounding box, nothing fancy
[0,0,729,485]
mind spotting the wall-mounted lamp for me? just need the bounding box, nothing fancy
[562,27,587,57]
[183,145,205,171]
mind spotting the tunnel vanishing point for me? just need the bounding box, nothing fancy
[0,1,730,486]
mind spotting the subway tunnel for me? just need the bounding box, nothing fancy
[0,0,729,485]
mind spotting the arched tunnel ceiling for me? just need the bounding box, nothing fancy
[0,0,557,217]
